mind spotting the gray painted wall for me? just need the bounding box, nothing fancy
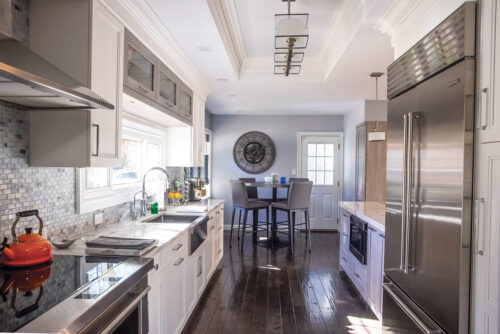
[342,100,387,201]
[205,110,213,131]
[211,114,344,224]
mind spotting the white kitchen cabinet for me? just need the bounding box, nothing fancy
[367,227,384,320]
[472,142,500,334]
[148,267,161,334]
[205,215,215,281]
[162,256,186,334]
[478,0,500,143]
[165,93,206,167]
[338,209,384,320]
[29,0,123,167]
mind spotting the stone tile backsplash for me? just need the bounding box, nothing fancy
[0,102,127,241]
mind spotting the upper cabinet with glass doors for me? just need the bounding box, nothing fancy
[124,29,193,124]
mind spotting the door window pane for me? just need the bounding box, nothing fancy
[307,171,316,184]
[127,45,154,91]
[308,144,316,156]
[316,157,325,171]
[316,171,325,185]
[325,144,334,156]
[307,157,316,170]
[112,139,142,185]
[325,157,334,170]
[159,71,176,105]
[325,172,334,185]
[316,144,325,156]
[87,168,108,189]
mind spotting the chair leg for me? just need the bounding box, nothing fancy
[292,211,296,233]
[229,207,236,248]
[252,209,258,244]
[237,209,242,240]
[305,209,311,252]
[241,209,248,253]
[271,207,276,248]
[266,207,270,239]
[288,211,294,254]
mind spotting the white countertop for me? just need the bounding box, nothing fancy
[339,201,385,232]
[52,199,224,257]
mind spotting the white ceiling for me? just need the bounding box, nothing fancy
[146,0,396,115]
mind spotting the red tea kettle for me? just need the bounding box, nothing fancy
[0,210,52,267]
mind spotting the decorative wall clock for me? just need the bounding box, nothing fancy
[233,131,276,174]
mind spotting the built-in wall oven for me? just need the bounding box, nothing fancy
[349,215,368,265]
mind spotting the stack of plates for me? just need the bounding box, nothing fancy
[85,236,157,256]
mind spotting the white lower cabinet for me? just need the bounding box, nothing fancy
[472,142,500,334]
[162,256,186,334]
[148,203,225,334]
[148,268,161,334]
[367,228,384,319]
[338,208,384,320]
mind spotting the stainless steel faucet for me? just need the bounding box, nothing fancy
[138,167,169,217]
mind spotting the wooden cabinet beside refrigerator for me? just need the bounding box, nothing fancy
[355,121,387,202]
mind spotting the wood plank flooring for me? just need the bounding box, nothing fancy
[182,231,381,334]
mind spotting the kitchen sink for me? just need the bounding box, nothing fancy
[141,214,200,224]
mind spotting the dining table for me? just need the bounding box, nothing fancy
[244,181,290,248]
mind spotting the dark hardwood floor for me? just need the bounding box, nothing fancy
[182,231,380,334]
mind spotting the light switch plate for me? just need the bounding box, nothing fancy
[94,212,104,225]
[291,168,297,175]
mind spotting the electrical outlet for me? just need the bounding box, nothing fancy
[291,168,297,175]
[94,212,104,225]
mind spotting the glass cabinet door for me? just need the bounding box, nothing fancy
[158,70,176,108]
[179,88,192,119]
[124,30,156,100]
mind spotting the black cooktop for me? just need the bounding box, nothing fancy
[0,255,126,332]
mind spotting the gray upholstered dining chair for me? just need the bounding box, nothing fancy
[239,177,271,202]
[271,180,313,253]
[230,180,270,252]
[276,178,309,230]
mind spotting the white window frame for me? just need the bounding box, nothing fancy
[77,117,167,214]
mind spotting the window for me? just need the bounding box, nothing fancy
[306,143,335,185]
[78,118,167,214]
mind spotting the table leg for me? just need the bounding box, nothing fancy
[253,209,258,244]
[257,187,290,249]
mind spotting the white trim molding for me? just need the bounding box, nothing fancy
[207,0,247,78]
[376,0,466,58]
[101,0,212,97]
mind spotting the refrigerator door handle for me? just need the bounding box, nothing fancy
[404,112,414,274]
[383,282,445,334]
[401,113,409,271]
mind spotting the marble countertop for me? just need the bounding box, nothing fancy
[52,199,224,257]
[339,201,385,232]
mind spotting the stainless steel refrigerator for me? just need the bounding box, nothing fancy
[383,3,476,334]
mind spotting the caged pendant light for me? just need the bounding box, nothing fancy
[368,72,386,142]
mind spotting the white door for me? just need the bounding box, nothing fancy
[300,135,342,230]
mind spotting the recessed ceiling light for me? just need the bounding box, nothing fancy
[237,110,245,113]
[196,46,212,52]
[324,93,334,98]
[216,78,228,82]
[311,110,321,114]
[227,94,237,98]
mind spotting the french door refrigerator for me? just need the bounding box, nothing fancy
[383,3,476,334]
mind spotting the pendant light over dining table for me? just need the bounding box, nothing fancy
[274,0,309,76]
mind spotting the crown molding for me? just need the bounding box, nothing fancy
[319,0,374,80]
[207,0,248,79]
[375,0,462,57]
[101,0,212,97]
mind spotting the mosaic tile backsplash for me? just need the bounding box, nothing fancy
[0,102,128,241]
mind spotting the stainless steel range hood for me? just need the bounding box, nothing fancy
[0,2,113,110]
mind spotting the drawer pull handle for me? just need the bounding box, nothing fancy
[210,226,215,230]
[342,256,347,262]
[154,264,159,270]
[172,243,183,251]
[174,257,184,266]
[218,249,222,254]
[218,226,223,231]
[354,273,361,279]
